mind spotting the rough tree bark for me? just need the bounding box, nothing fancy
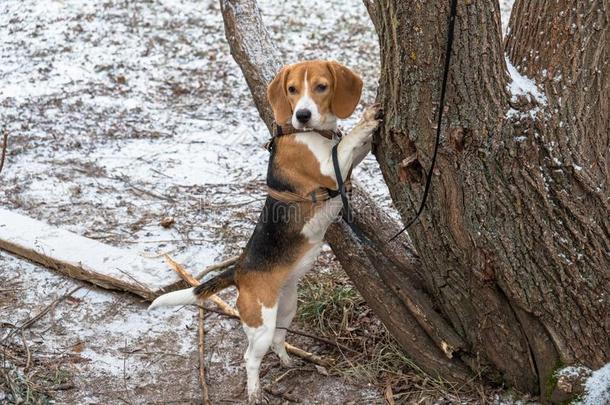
[367,0,609,396]
[220,0,609,398]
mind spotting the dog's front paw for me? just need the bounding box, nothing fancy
[357,103,382,134]
[361,103,383,123]
[348,104,382,146]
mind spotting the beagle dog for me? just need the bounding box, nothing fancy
[149,60,381,403]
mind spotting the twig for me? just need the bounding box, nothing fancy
[0,128,7,175]
[20,330,31,371]
[267,367,311,385]
[200,305,353,355]
[284,343,333,368]
[0,287,25,293]
[2,286,82,342]
[164,255,199,285]
[123,339,128,390]
[121,238,213,244]
[112,174,176,202]
[116,268,149,293]
[198,308,211,405]
[279,327,359,354]
[163,255,212,403]
[164,255,239,317]
[196,305,239,320]
[162,255,334,367]
[50,383,76,391]
[194,255,239,280]
[204,198,265,209]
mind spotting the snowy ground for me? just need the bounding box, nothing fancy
[0,0,386,403]
[5,1,602,404]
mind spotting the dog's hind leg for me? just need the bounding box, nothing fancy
[271,281,298,367]
[238,292,277,404]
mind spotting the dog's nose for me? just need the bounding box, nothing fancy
[295,109,311,124]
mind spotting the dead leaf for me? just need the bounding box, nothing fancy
[160,216,175,228]
[384,384,395,405]
[71,341,85,353]
[315,365,328,376]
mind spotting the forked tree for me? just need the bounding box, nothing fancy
[221,0,609,397]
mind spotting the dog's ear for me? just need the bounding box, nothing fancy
[267,65,292,124]
[328,61,363,119]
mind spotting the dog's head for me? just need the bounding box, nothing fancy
[267,60,363,130]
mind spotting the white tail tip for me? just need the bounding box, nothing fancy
[148,287,197,310]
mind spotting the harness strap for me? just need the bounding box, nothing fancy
[331,144,372,242]
[267,181,352,204]
[265,123,348,203]
[266,122,342,151]
[331,144,351,222]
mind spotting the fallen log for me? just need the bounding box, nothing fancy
[0,209,179,300]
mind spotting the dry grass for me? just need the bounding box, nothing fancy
[0,343,73,405]
[296,261,507,404]
[0,279,74,405]
[0,364,52,405]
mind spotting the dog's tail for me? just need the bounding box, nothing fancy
[148,267,236,310]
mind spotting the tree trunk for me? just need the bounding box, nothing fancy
[220,0,609,398]
[367,0,609,396]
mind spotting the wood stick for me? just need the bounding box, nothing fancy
[0,209,175,301]
[0,128,7,175]
[162,255,211,403]
[163,255,334,367]
[20,329,31,371]
[164,255,198,285]
[197,307,211,405]
[284,343,333,368]
[278,327,359,354]
[194,255,239,280]
[2,286,82,343]
[160,255,238,296]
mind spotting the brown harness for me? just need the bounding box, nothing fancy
[265,122,352,204]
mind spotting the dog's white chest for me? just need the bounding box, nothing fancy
[301,198,343,243]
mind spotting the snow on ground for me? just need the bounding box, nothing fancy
[1,250,378,403]
[1,0,520,403]
[579,363,610,405]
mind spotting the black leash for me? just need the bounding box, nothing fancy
[332,143,371,242]
[332,143,352,222]
[387,0,458,242]
[330,0,458,244]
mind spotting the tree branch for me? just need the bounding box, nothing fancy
[220,0,281,132]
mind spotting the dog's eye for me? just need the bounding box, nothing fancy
[287,86,297,94]
[315,84,328,92]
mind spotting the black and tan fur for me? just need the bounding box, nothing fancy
[149,60,380,403]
